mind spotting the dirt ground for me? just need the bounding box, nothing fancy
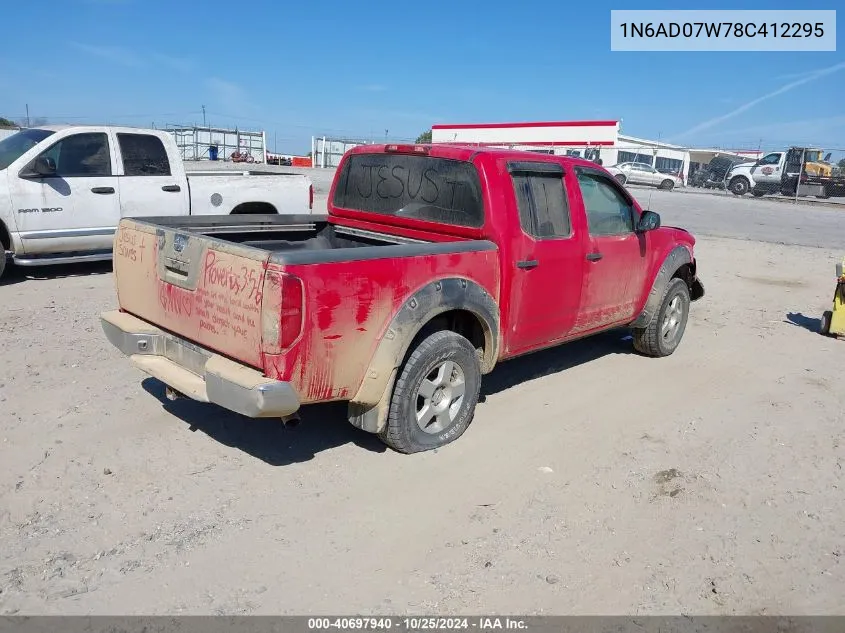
[1,235,843,615]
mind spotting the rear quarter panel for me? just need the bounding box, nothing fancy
[262,248,500,404]
[187,174,312,215]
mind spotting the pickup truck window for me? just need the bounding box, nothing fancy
[39,133,112,177]
[511,172,571,238]
[333,154,484,228]
[577,170,634,236]
[0,128,55,171]
[117,133,171,176]
[757,153,781,166]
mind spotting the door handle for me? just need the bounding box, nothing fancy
[586,252,603,261]
[162,185,181,192]
[91,186,115,194]
[516,259,539,269]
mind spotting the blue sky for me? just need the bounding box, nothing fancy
[1,0,843,156]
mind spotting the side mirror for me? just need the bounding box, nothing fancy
[32,156,57,177]
[636,210,661,232]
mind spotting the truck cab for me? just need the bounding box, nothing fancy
[0,126,190,264]
[0,125,313,279]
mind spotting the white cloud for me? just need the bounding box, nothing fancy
[206,77,251,113]
[715,115,845,141]
[70,41,144,68]
[152,53,195,73]
[671,61,845,141]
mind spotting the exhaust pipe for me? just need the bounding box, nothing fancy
[281,412,301,429]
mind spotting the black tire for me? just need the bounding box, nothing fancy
[615,174,627,185]
[752,188,766,197]
[821,310,833,336]
[659,179,675,190]
[0,251,6,280]
[729,177,749,196]
[379,330,482,454]
[632,278,691,357]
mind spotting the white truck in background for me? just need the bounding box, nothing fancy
[726,151,786,197]
[0,125,314,279]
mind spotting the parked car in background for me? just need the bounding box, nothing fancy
[0,125,314,279]
[101,143,704,454]
[606,162,682,190]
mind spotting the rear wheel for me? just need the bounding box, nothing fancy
[752,188,766,197]
[633,278,690,357]
[659,179,675,190]
[615,174,627,185]
[0,251,6,281]
[379,330,482,454]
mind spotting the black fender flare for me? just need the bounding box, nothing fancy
[630,246,693,329]
[348,277,500,433]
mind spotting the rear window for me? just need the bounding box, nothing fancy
[332,153,484,228]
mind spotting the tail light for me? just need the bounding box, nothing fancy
[260,270,305,354]
[309,184,314,210]
[385,144,430,155]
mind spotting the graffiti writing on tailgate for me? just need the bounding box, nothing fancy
[202,250,263,306]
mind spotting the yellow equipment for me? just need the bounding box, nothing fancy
[820,256,845,337]
[797,147,834,178]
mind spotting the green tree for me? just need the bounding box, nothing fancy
[415,129,432,144]
[0,117,17,128]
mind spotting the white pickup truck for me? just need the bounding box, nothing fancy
[0,125,314,278]
[726,151,786,197]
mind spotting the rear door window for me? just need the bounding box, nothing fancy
[508,162,571,238]
[117,133,171,176]
[332,153,484,227]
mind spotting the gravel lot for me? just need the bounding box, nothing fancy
[1,180,845,615]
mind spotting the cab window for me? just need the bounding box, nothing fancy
[38,133,112,177]
[577,170,635,236]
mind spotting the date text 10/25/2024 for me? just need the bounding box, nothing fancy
[308,618,528,631]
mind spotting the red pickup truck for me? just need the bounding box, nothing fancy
[101,143,704,454]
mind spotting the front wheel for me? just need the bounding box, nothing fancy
[380,330,482,454]
[633,278,691,357]
[729,177,749,196]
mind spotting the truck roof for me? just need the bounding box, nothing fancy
[27,124,168,136]
[346,142,603,171]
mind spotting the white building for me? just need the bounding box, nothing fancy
[430,120,761,183]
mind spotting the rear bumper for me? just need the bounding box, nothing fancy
[100,310,300,418]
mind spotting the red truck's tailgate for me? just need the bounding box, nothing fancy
[113,219,269,369]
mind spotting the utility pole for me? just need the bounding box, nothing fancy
[202,105,206,127]
[25,104,30,127]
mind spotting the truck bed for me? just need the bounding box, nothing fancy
[111,215,499,399]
